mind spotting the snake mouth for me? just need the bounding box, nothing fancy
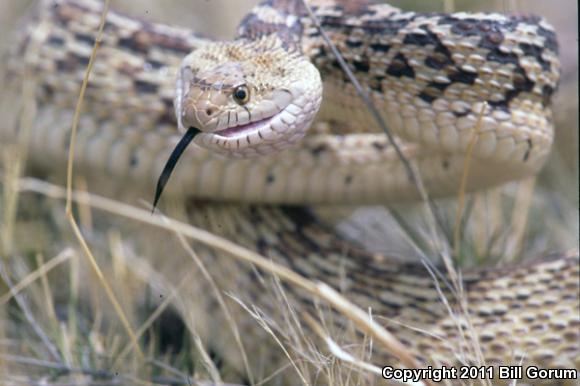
[212,113,278,139]
[193,99,318,157]
[195,108,298,157]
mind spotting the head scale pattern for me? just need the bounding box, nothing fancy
[173,2,322,158]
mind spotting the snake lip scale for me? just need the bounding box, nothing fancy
[200,107,292,151]
[213,115,278,138]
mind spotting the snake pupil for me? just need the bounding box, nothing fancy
[233,85,249,104]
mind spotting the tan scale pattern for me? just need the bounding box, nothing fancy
[2,0,562,205]
[182,204,579,384]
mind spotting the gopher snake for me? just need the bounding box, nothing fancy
[1,0,579,384]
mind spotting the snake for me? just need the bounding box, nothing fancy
[1,0,578,384]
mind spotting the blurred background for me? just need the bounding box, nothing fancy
[0,1,577,384]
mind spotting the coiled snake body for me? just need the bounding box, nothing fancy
[2,0,579,384]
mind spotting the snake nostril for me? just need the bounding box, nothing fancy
[206,108,214,116]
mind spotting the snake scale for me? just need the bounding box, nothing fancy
[1,0,579,384]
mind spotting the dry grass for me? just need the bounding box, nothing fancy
[0,1,578,385]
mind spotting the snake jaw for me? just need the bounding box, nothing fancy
[193,90,320,157]
[181,82,322,157]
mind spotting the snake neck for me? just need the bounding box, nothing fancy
[236,1,305,54]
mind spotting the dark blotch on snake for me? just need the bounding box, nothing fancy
[386,53,415,78]
[128,153,138,167]
[345,39,363,48]
[75,32,95,46]
[152,127,201,213]
[119,34,149,54]
[523,139,533,162]
[48,35,65,46]
[448,68,477,85]
[134,79,159,94]
[369,42,390,53]
[372,141,386,151]
[311,144,327,156]
[352,58,370,73]
[146,59,165,70]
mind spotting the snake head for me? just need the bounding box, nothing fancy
[175,40,322,157]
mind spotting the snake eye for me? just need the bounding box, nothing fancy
[233,85,250,105]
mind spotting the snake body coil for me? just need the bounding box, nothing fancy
[1,0,578,384]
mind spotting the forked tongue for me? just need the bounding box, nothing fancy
[151,127,201,213]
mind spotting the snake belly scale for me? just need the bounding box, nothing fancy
[1,0,578,383]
